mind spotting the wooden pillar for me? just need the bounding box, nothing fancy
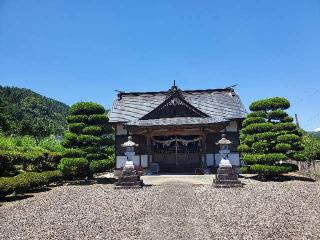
[147,130,152,167]
[201,128,207,169]
[203,134,207,169]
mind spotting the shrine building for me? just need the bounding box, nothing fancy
[108,83,246,173]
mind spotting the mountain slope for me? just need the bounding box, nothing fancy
[0,86,70,137]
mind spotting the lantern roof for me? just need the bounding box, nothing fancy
[216,134,232,145]
[121,136,139,148]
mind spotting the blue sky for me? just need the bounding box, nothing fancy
[0,0,319,131]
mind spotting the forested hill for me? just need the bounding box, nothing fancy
[309,131,320,140]
[0,86,70,138]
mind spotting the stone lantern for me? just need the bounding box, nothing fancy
[121,136,139,170]
[115,136,143,189]
[214,134,242,188]
[216,134,232,168]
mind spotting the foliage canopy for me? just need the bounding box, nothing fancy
[239,97,303,177]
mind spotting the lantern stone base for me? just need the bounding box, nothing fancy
[114,167,143,189]
[214,167,243,188]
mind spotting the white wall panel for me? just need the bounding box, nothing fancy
[214,153,240,166]
[116,156,127,168]
[141,155,148,168]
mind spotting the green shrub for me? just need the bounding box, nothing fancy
[82,126,104,136]
[282,116,294,123]
[293,152,308,161]
[66,115,88,124]
[38,136,65,152]
[253,132,277,141]
[86,153,106,161]
[242,153,287,165]
[275,143,292,152]
[62,148,85,158]
[242,136,255,145]
[88,114,109,125]
[277,134,300,143]
[0,171,62,198]
[243,123,274,134]
[89,160,109,173]
[58,158,89,178]
[250,164,293,177]
[240,166,250,174]
[252,142,270,153]
[237,144,250,153]
[268,110,288,120]
[77,135,101,145]
[70,102,105,115]
[273,122,297,132]
[242,117,265,128]
[246,111,268,118]
[249,97,290,111]
[62,132,78,147]
[69,123,86,134]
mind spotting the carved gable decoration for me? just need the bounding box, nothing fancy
[140,91,209,120]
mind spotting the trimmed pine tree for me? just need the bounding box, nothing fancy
[58,102,114,178]
[238,97,303,178]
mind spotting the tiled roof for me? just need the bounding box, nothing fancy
[108,87,246,126]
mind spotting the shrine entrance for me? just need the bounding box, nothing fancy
[152,135,202,173]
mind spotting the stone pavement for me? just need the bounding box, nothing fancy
[141,174,215,185]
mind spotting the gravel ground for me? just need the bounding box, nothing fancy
[0,179,319,240]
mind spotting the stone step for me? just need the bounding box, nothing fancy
[215,183,243,188]
[115,181,143,187]
[217,168,236,175]
[217,174,238,181]
[118,179,140,184]
[118,175,139,180]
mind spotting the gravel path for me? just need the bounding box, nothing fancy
[0,179,319,240]
[140,182,213,240]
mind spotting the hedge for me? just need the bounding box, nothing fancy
[0,170,62,198]
[252,142,270,153]
[88,114,109,125]
[242,123,274,134]
[273,122,297,132]
[282,116,294,123]
[68,123,86,134]
[66,115,88,124]
[70,102,105,115]
[268,110,288,120]
[277,134,300,143]
[246,111,268,118]
[77,135,101,145]
[242,117,266,128]
[89,160,110,173]
[86,153,107,161]
[253,132,277,141]
[242,153,287,165]
[237,144,250,153]
[0,150,61,176]
[250,164,293,177]
[82,126,104,136]
[249,97,290,111]
[275,143,292,152]
[58,158,89,178]
[62,149,86,158]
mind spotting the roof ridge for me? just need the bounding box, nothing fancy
[117,87,235,98]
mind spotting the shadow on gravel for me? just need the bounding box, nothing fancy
[96,177,117,184]
[0,194,34,203]
[244,175,315,182]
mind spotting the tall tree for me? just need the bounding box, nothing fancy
[239,97,303,178]
[59,102,114,178]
